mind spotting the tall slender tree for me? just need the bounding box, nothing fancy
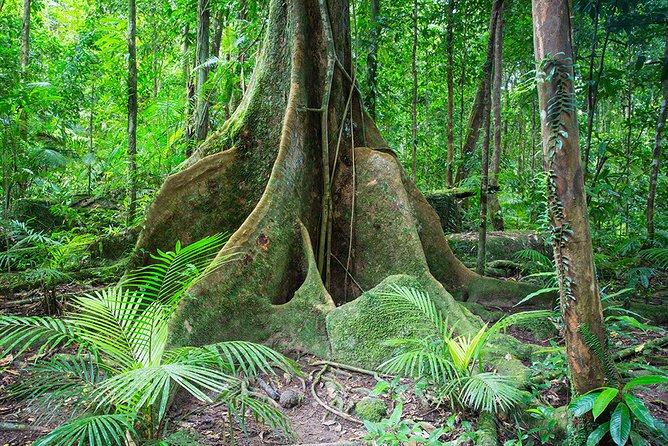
[366,0,380,120]
[648,22,668,241]
[127,0,138,223]
[445,0,455,187]
[532,0,608,394]
[455,0,503,185]
[488,2,505,231]
[411,0,418,181]
[195,0,211,142]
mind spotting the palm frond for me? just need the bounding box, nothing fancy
[68,289,139,370]
[11,353,106,423]
[379,340,455,384]
[460,372,525,413]
[209,341,301,378]
[0,315,81,358]
[32,413,136,446]
[639,248,668,269]
[375,285,451,338]
[124,233,231,313]
[94,363,230,423]
[221,387,293,439]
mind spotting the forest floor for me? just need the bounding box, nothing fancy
[1,283,667,445]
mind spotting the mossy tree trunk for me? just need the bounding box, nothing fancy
[131,0,534,355]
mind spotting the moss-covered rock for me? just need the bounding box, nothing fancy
[514,317,559,341]
[474,412,498,446]
[447,231,550,262]
[354,397,387,422]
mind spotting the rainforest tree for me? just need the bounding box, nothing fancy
[130,0,531,352]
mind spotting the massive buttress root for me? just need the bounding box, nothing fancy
[130,0,533,360]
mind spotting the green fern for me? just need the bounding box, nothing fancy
[578,324,619,386]
[639,248,668,269]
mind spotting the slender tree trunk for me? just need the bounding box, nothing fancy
[583,0,601,180]
[19,0,30,141]
[196,0,211,142]
[151,8,159,98]
[648,23,668,241]
[477,92,492,275]
[411,0,418,181]
[459,2,468,159]
[454,0,503,185]
[183,25,196,157]
[531,99,536,175]
[88,79,95,195]
[532,0,608,395]
[583,2,614,181]
[365,0,379,120]
[445,0,455,187]
[488,3,504,231]
[127,0,138,223]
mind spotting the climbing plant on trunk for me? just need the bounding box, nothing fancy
[532,0,608,395]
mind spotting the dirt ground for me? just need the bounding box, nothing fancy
[1,284,667,446]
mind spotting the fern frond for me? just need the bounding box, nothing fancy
[578,324,619,386]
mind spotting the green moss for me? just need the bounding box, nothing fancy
[474,412,497,446]
[326,275,479,368]
[628,301,668,325]
[461,302,507,322]
[355,397,387,422]
[514,317,559,340]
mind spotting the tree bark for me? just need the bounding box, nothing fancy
[195,0,211,142]
[648,22,668,241]
[19,0,30,141]
[130,0,536,354]
[365,0,379,120]
[445,0,455,187]
[183,25,196,157]
[488,2,504,231]
[411,0,418,181]
[127,0,138,223]
[476,92,492,275]
[532,0,607,394]
[454,0,503,185]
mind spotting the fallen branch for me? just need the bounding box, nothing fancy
[309,360,392,379]
[614,335,668,360]
[0,421,49,432]
[311,365,363,425]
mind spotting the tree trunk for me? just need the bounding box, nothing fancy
[488,3,504,231]
[183,25,196,157]
[583,2,613,182]
[532,0,608,395]
[19,0,30,141]
[445,0,454,187]
[195,0,211,142]
[648,22,668,241]
[411,0,418,181]
[130,0,535,355]
[127,0,138,223]
[476,92,492,275]
[365,0,379,120]
[151,7,159,98]
[454,0,503,185]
